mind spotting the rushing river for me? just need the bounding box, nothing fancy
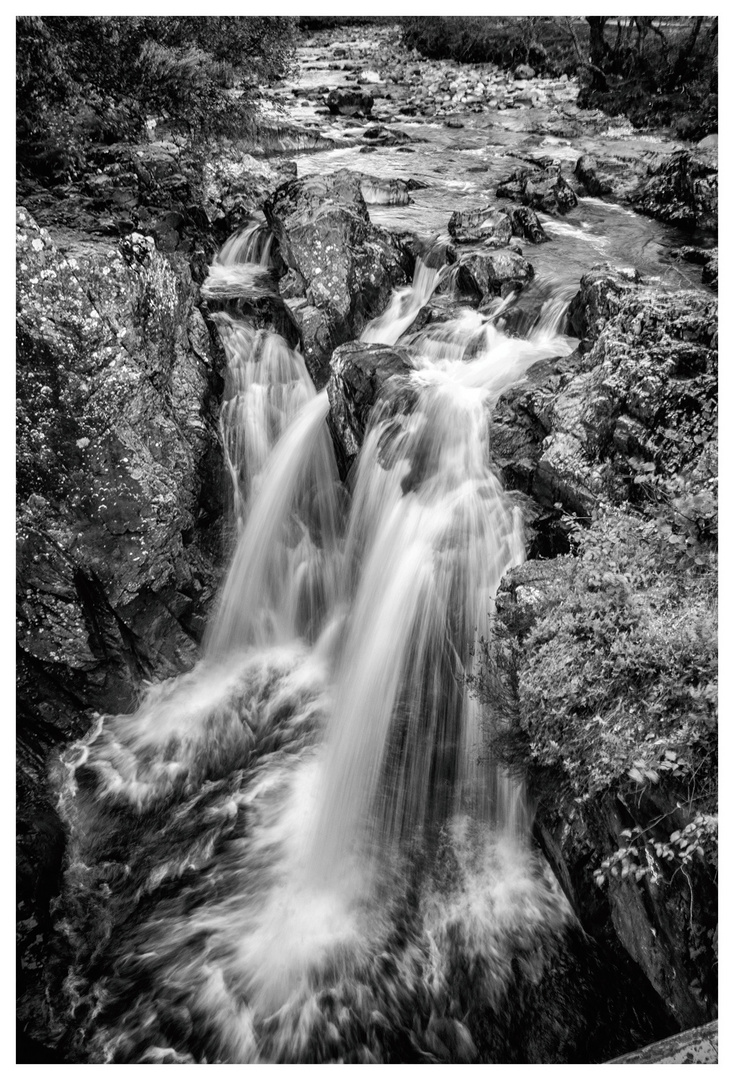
[49,30,710,1064]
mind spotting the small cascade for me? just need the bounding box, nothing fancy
[214,316,318,527]
[204,388,342,656]
[494,274,578,340]
[218,220,275,267]
[360,256,444,345]
[52,225,583,1064]
[201,221,277,302]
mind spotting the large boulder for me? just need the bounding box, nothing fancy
[264,170,410,385]
[497,162,578,215]
[326,86,374,116]
[566,264,641,346]
[573,152,652,203]
[462,249,535,299]
[633,150,718,233]
[493,267,717,521]
[448,205,513,246]
[326,341,416,475]
[16,208,225,966]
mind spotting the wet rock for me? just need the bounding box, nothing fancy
[360,124,412,147]
[574,154,611,198]
[264,170,410,380]
[609,1022,717,1064]
[461,249,535,299]
[496,269,717,519]
[359,175,413,207]
[572,151,656,205]
[448,205,512,246]
[284,298,334,386]
[672,246,718,291]
[497,164,578,215]
[436,263,483,305]
[566,264,641,346]
[326,87,374,117]
[16,207,225,970]
[509,207,549,244]
[326,341,416,474]
[633,150,718,233]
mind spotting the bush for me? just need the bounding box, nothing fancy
[513,505,716,804]
[17,16,298,184]
[470,495,717,875]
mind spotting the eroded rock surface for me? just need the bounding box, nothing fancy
[633,150,718,232]
[16,208,225,900]
[265,170,410,385]
[494,265,717,520]
[326,340,416,475]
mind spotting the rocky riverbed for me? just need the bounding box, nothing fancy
[17,21,717,1064]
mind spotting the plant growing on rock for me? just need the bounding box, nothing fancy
[471,497,717,1023]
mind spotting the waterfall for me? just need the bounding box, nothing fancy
[53,235,580,1064]
[360,256,443,345]
[201,221,277,303]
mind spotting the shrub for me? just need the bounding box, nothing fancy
[470,498,717,883]
[17,16,298,183]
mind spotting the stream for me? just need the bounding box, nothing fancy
[47,26,712,1065]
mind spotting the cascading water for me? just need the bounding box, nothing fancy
[51,233,587,1064]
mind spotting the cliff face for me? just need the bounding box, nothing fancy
[16,208,227,1004]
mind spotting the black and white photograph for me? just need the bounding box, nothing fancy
[16,9,719,1066]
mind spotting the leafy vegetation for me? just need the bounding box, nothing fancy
[471,493,717,891]
[514,504,715,805]
[17,16,298,184]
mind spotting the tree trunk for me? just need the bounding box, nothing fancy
[586,16,609,90]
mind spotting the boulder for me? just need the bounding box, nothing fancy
[448,205,512,246]
[497,164,578,215]
[326,87,374,116]
[572,152,652,203]
[494,267,717,519]
[461,248,535,299]
[509,206,549,244]
[633,150,718,233]
[326,341,416,474]
[264,170,410,385]
[16,212,223,724]
[16,208,225,996]
[566,264,641,346]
